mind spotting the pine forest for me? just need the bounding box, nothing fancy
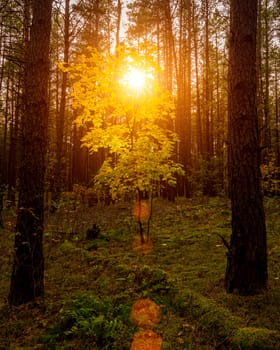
[0,0,280,349]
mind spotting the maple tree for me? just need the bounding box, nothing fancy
[66,45,184,242]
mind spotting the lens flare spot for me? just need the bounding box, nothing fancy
[133,237,153,255]
[130,329,162,350]
[131,298,160,328]
[132,200,150,221]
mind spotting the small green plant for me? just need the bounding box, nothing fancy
[41,294,134,349]
[133,265,172,298]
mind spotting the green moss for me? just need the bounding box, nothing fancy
[172,289,280,349]
[2,197,280,348]
[173,290,243,344]
[231,327,280,350]
[59,240,75,253]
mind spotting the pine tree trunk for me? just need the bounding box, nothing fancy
[54,0,70,198]
[263,0,271,155]
[115,0,122,50]
[9,0,52,306]
[176,0,192,197]
[275,65,280,167]
[225,0,268,295]
[203,0,212,161]
[193,5,202,157]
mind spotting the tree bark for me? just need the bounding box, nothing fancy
[9,0,53,306]
[115,0,122,50]
[275,63,280,166]
[193,3,202,158]
[54,0,70,198]
[203,0,212,161]
[263,0,271,156]
[225,0,268,295]
[176,0,192,197]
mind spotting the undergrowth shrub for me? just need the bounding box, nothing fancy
[261,155,280,196]
[171,290,280,349]
[133,265,172,297]
[231,327,280,350]
[171,290,242,346]
[40,294,134,349]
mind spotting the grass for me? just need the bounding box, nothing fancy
[0,196,279,349]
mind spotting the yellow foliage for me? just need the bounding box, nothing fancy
[63,44,184,200]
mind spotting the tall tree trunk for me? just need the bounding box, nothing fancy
[0,20,4,93]
[176,0,192,197]
[115,0,122,50]
[163,0,177,91]
[263,0,271,157]
[7,81,20,201]
[203,0,212,160]
[215,31,224,189]
[9,0,53,306]
[275,62,280,166]
[225,0,268,295]
[2,71,9,184]
[54,0,70,197]
[256,0,264,160]
[94,0,100,50]
[193,4,202,157]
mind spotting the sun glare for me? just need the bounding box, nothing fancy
[123,68,146,91]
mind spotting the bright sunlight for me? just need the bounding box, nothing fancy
[122,67,147,91]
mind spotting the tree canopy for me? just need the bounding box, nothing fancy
[66,45,184,201]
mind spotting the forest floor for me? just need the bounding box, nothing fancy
[0,196,280,349]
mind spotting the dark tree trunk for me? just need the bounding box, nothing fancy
[193,4,202,157]
[203,0,212,161]
[115,0,122,50]
[0,186,4,229]
[9,0,52,306]
[7,81,20,198]
[54,0,70,198]
[263,0,271,156]
[163,0,176,92]
[176,0,192,197]
[275,64,280,167]
[225,0,268,295]
[72,125,92,185]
